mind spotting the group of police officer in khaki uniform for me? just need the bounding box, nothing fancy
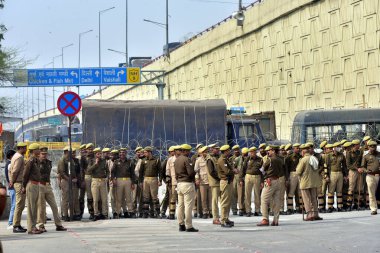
[8,135,378,234]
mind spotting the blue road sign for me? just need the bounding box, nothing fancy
[79,68,102,85]
[28,68,80,86]
[26,67,131,86]
[102,67,127,84]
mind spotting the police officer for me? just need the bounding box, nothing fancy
[133,147,144,217]
[257,143,267,158]
[194,146,212,219]
[58,146,80,221]
[241,146,263,217]
[139,147,161,218]
[326,142,348,212]
[191,144,203,218]
[257,145,283,226]
[9,142,28,233]
[109,149,119,218]
[206,144,221,225]
[84,143,95,219]
[88,147,109,220]
[285,143,302,214]
[112,148,136,218]
[77,144,87,218]
[346,140,363,210]
[175,144,198,232]
[160,147,171,218]
[317,141,329,213]
[166,146,179,220]
[296,144,323,221]
[358,140,379,215]
[23,143,42,234]
[230,145,240,215]
[217,145,235,228]
[37,147,67,232]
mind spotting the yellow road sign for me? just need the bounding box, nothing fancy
[127,67,141,84]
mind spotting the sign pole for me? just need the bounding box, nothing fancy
[68,116,74,221]
[57,91,82,221]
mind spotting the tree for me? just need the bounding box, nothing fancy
[0,0,31,85]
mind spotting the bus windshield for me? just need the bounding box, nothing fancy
[291,108,380,145]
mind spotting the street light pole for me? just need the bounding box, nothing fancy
[99,7,115,68]
[143,0,169,56]
[52,54,62,69]
[62,43,74,68]
[166,0,169,57]
[79,29,93,68]
[99,6,115,95]
[126,1,128,66]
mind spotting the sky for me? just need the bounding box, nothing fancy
[0,0,249,119]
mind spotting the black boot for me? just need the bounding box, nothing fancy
[169,214,175,220]
[129,212,136,218]
[124,212,130,218]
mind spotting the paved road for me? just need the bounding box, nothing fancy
[1,210,379,253]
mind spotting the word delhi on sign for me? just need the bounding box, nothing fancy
[27,67,140,86]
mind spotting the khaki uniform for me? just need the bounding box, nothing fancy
[285,153,302,211]
[78,155,86,216]
[191,154,202,216]
[195,156,212,215]
[361,151,380,212]
[139,157,161,216]
[230,155,245,213]
[346,149,363,208]
[277,155,288,213]
[58,156,80,217]
[23,156,41,232]
[112,158,136,214]
[107,159,118,215]
[9,152,26,227]
[88,158,109,217]
[261,155,283,223]
[240,156,263,213]
[84,154,95,216]
[175,154,196,229]
[133,158,148,216]
[217,154,234,224]
[166,155,178,216]
[296,154,320,219]
[316,152,329,210]
[326,152,347,210]
[206,154,220,219]
[160,159,169,215]
[37,159,62,228]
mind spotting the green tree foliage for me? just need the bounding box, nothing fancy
[0,0,31,84]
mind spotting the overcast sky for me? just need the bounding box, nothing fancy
[1,0,248,118]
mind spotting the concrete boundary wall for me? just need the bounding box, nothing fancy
[90,0,380,140]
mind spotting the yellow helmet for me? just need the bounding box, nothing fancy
[28,143,40,150]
